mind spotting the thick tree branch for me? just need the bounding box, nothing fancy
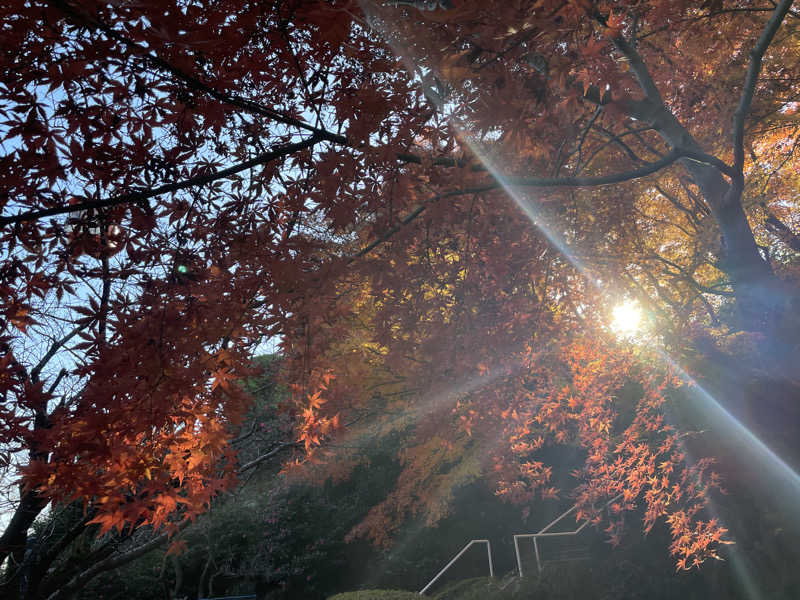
[605,27,738,178]
[44,519,192,600]
[46,369,68,397]
[0,135,325,227]
[0,490,48,577]
[611,36,664,105]
[353,149,694,260]
[496,148,715,188]
[761,201,800,251]
[732,0,795,173]
[604,24,775,317]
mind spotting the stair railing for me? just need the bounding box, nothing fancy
[513,494,623,577]
[418,539,494,595]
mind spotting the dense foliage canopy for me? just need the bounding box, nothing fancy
[2,0,799,597]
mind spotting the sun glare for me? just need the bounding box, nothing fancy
[611,300,642,334]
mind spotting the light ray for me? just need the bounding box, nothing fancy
[673,438,765,600]
[365,2,800,506]
[661,351,800,495]
[351,6,792,597]
[454,126,589,276]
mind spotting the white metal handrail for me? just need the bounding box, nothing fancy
[418,539,494,595]
[513,494,623,577]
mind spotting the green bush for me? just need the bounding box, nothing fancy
[327,590,420,600]
[433,577,511,600]
[328,578,513,600]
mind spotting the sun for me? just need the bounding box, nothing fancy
[611,300,642,334]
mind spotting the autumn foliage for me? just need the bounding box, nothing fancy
[2,0,800,595]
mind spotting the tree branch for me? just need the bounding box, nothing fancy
[496,148,705,188]
[0,135,325,227]
[654,184,702,228]
[30,510,96,596]
[571,126,653,175]
[395,153,485,170]
[732,0,795,173]
[0,490,48,575]
[648,254,734,297]
[98,219,112,346]
[237,442,300,473]
[610,35,664,104]
[30,325,84,383]
[41,436,298,600]
[352,149,695,260]
[761,201,800,251]
[47,0,347,145]
[44,519,192,600]
[351,200,432,262]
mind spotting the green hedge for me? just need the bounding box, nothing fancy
[327,590,420,600]
[328,577,511,600]
[432,577,511,600]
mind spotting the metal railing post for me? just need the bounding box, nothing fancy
[513,493,623,578]
[486,540,494,578]
[513,535,524,579]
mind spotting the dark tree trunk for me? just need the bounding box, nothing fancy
[629,98,793,334]
[0,489,47,600]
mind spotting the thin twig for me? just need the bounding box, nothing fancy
[47,0,346,144]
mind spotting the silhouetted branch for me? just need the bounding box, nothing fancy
[1,136,325,227]
[732,0,794,173]
[47,0,347,145]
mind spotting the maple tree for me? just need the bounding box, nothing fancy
[1,0,800,597]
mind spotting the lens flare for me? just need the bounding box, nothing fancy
[611,300,642,334]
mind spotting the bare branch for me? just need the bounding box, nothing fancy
[237,442,301,473]
[46,369,68,396]
[30,325,84,383]
[732,0,795,173]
